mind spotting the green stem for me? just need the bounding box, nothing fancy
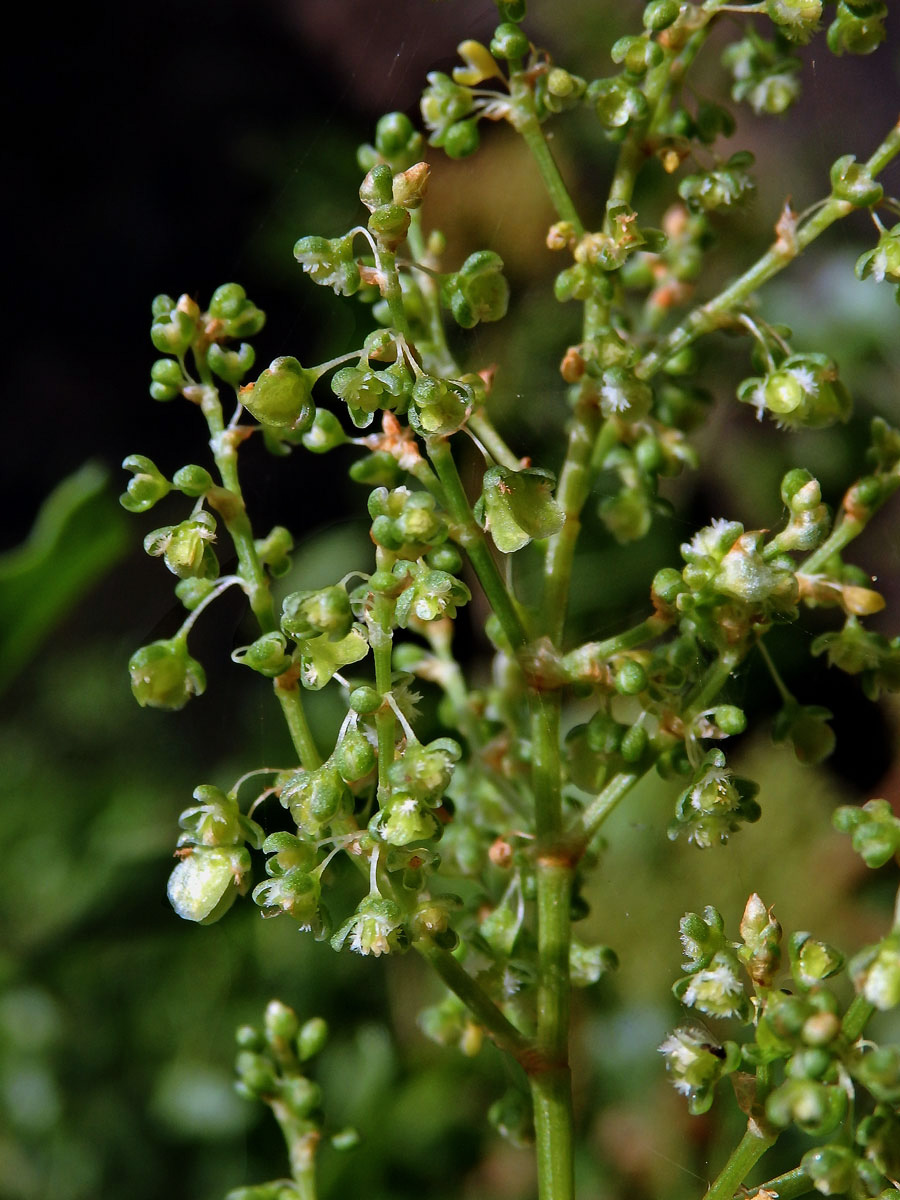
[468,410,522,471]
[841,993,875,1043]
[270,1103,319,1200]
[195,357,322,769]
[415,941,536,1064]
[580,770,642,844]
[509,78,584,234]
[756,639,795,706]
[528,688,576,1200]
[425,436,527,650]
[561,615,672,680]
[636,120,900,380]
[703,1126,778,1200]
[370,556,397,805]
[752,1167,814,1200]
[541,387,601,642]
[802,471,900,574]
[374,245,413,342]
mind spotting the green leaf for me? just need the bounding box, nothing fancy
[0,463,128,695]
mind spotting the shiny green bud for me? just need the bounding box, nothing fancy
[120,454,171,513]
[129,637,206,710]
[297,1016,329,1062]
[208,342,255,386]
[171,464,213,497]
[490,22,529,60]
[241,356,316,432]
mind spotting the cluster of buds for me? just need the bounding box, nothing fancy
[371,738,460,846]
[678,152,756,213]
[722,33,802,116]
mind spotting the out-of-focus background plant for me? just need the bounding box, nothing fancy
[2,3,898,1199]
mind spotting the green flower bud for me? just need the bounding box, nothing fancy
[789,932,845,989]
[738,893,782,987]
[540,67,587,114]
[241,357,316,432]
[620,724,648,764]
[614,659,647,695]
[232,632,292,678]
[408,374,472,435]
[395,568,471,625]
[856,223,900,283]
[281,763,348,834]
[850,1045,900,1104]
[827,2,887,54]
[678,153,755,213]
[234,1049,277,1097]
[208,283,266,338]
[177,784,263,849]
[293,234,361,297]
[283,1076,322,1120]
[388,738,460,805]
[374,112,423,166]
[253,868,322,926]
[171,464,214,497]
[301,408,348,453]
[643,0,680,30]
[443,250,510,329]
[264,999,300,1044]
[392,162,431,210]
[442,118,481,159]
[297,1016,329,1062]
[490,22,530,60]
[800,1145,857,1195]
[335,729,377,782]
[208,342,256,386]
[282,586,352,642]
[368,203,411,251]
[851,933,900,1010]
[421,72,475,140]
[588,77,649,132]
[611,35,663,77]
[149,357,185,401]
[833,799,900,869]
[129,637,206,710]
[120,454,171,513]
[713,705,747,736]
[350,685,382,715]
[426,544,463,574]
[766,1077,848,1136]
[830,154,884,206]
[150,295,197,356]
[168,845,250,924]
[175,577,218,611]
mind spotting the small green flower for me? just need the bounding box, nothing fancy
[143,511,218,579]
[207,283,266,340]
[176,784,264,849]
[834,799,900,869]
[856,223,900,284]
[659,1024,741,1115]
[679,153,756,212]
[394,568,471,625]
[851,933,900,1010]
[442,251,510,329]
[827,1,887,55]
[282,586,353,642]
[331,895,408,956]
[293,234,361,296]
[128,636,206,710]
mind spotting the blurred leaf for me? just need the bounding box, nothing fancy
[0,463,127,694]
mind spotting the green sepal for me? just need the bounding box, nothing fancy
[208,342,256,386]
[120,454,171,513]
[477,466,565,553]
[241,356,317,431]
[296,627,369,690]
[167,845,250,924]
[441,251,510,329]
[128,636,206,710]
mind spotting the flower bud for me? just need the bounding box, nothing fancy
[150,296,197,356]
[297,1017,329,1062]
[444,250,510,329]
[643,0,680,30]
[766,1077,847,1135]
[766,0,823,42]
[830,154,884,206]
[208,342,256,386]
[827,1,887,55]
[129,637,206,710]
[851,933,900,1010]
[335,729,377,782]
[120,454,171,513]
[149,357,185,401]
[789,931,844,989]
[208,283,265,338]
[241,357,316,432]
[232,632,292,678]
[490,22,530,61]
[374,112,423,165]
[833,799,900,869]
[442,118,481,159]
